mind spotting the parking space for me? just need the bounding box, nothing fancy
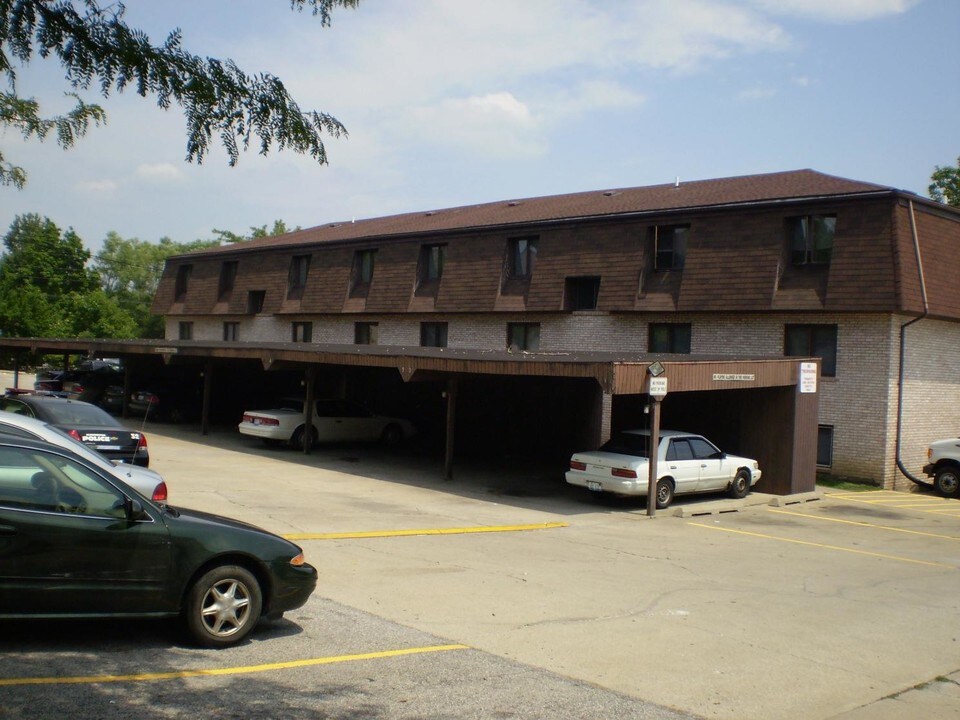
[2,426,959,719]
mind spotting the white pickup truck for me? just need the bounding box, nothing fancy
[923,438,960,498]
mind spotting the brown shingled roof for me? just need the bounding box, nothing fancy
[188,169,898,257]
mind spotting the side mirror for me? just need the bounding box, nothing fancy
[124,497,149,521]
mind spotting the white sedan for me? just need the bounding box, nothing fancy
[565,429,761,508]
[239,398,416,449]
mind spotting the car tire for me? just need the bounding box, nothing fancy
[728,469,751,499]
[655,478,674,509]
[290,425,315,451]
[185,565,262,647]
[381,423,403,448]
[934,467,960,498]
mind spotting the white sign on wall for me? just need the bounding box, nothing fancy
[799,362,818,393]
[649,377,668,398]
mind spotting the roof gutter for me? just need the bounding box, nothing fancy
[895,199,931,487]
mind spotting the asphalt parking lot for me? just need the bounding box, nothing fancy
[2,422,959,719]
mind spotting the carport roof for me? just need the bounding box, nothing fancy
[0,337,814,395]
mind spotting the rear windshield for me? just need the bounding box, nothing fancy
[41,402,116,427]
[599,432,650,458]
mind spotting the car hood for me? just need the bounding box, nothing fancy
[161,506,302,555]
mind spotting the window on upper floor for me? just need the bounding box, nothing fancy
[247,290,266,314]
[648,323,691,354]
[178,321,193,340]
[507,323,540,352]
[287,255,311,300]
[420,322,448,348]
[218,261,238,301]
[355,322,378,345]
[174,264,192,302]
[564,277,601,311]
[817,425,834,467]
[651,225,688,271]
[506,236,538,279]
[416,244,446,296]
[788,214,835,266]
[291,321,313,343]
[350,249,376,297]
[785,324,837,377]
[223,322,239,341]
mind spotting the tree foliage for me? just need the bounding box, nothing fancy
[929,156,960,208]
[211,219,300,244]
[1,0,358,186]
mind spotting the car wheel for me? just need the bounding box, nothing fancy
[185,565,262,647]
[381,423,403,447]
[934,467,960,498]
[655,478,674,509]
[290,425,315,450]
[728,469,751,499]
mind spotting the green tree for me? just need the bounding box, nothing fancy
[212,219,300,244]
[93,233,219,338]
[1,213,97,300]
[1,0,358,187]
[929,156,960,208]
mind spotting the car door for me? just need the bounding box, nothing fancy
[664,438,700,495]
[0,444,172,616]
[688,436,726,490]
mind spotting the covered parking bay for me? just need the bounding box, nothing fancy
[0,338,819,495]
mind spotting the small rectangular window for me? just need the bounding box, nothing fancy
[817,425,834,467]
[507,236,538,279]
[789,215,836,265]
[651,225,688,271]
[648,323,691,354]
[785,324,837,377]
[174,264,193,301]
[178,321,193,340]
[564,277,600,311]
[247,290,266,314]
[287,255,311,300]
[218,261,238,301]
[416,244,446,295]
[291,322,313,343]
[355,322,378,345]
[420,322,448,348]
[507,323,540,351]
[223,322,239,341]
[351,249,376,297]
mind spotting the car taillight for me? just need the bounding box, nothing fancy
[611,467,638,479]
[245,414,279,426]
[137,434,148,450]
[72,384,84,393]
[68,429,82,441]
[152,481,168,502]
[570,460,587,471]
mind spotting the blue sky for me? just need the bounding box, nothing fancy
[2,0,957,252]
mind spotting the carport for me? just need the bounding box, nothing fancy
[0,338,819,495]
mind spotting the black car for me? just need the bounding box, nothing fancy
[0,395,149,466]
[0,437,317,646]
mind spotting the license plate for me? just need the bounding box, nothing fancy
[587,481,602,492]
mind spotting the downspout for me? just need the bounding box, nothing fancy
[895,200,930,486]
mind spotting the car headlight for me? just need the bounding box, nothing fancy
[753,461,759,470]
[289,552,306,567]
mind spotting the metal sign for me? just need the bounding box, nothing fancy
[800,362,818,393]
[649,377,668,398]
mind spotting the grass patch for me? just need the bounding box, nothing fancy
[816,473,881,492]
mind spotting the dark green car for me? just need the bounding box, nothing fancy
[0,438,317,647]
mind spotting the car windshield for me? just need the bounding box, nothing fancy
[41,402,117,427]
[599,432,650,458]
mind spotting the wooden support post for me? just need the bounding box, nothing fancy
[201,361,213,436]
[444,378,458,481]
[646,397,661,518]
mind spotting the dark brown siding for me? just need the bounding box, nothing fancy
[912,205,960,319]
[299,248,352,313]
[435,235,503,312]
[365,243,418,313]
[823,199,897,311]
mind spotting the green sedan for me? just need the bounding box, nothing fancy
[0,438,317,647]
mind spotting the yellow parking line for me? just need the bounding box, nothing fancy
[689,522,954,568]
[0,644,470,687]
[768,508,960,541]
[284,522,568,541]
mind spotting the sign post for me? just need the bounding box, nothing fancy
[647,375,668,518]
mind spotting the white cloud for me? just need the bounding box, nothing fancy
[745,0,920,23]
[74,179,118,193]
[136,163,184,182]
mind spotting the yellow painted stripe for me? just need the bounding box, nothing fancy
[284,522,568,541]
[690,522,954,568]
[0,644,469,687]
[768,508,960,541]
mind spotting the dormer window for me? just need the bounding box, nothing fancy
[174,264,192,302]
[651,225,688,271]
[507,236,537,279]
[789,215,835,265]
[287,254,311,300]
[218,261,238,301]
[350,249,376,297]
[416,244,446,296]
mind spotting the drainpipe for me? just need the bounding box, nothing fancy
[895,200,930,487]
